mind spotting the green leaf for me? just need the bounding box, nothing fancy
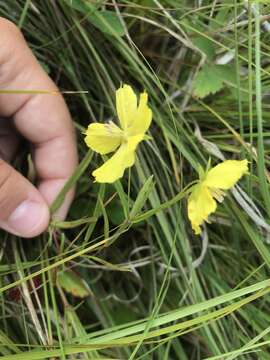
[57,269,92,298]
[193,65,223,98]
[130,175,154,218]
[193,64,236,99]
[214,64,237,84]
[88,10,125,37]
[63,0,125,37]
[51,217,97,229]
[192,36,216,60]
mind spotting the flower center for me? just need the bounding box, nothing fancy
[105,120,129,144]
[209,188,225,203]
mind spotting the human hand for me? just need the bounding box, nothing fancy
[0,18,78,238]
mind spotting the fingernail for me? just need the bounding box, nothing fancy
[7,200,49,237]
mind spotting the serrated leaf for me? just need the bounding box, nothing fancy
[57,269,92,298]
[193,65,223,98]
[193,64,236,99]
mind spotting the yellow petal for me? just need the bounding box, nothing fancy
[84,122,123,155]
[116,84,137,131]
[92,134,144,183]
[128,92,152,136]
[188,184,217,235]
[124,134,144,167]
[92,146,127,183]
[204,159,248,190]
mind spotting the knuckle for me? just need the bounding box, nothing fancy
[0,159,12,190]
[0,160,17,218]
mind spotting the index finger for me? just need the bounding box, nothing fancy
[0,18,78,219]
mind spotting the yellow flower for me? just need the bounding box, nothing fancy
[84,84,152,183]
[188,159,248,235]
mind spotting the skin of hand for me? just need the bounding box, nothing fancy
[0,18,78,237]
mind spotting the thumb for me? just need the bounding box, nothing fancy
[0,160,49,237]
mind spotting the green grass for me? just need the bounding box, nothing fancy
[1,0,270,359]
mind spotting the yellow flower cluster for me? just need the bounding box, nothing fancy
[84,84,248,234]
